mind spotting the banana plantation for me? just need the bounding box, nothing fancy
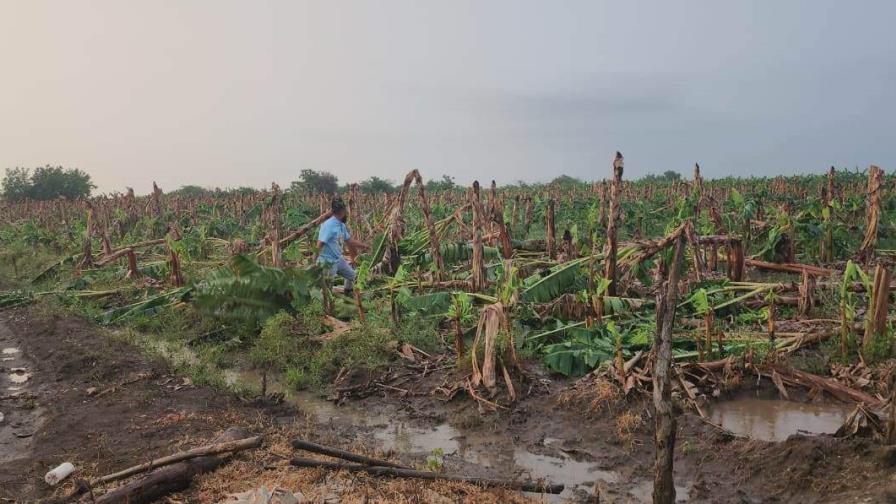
[2,157,896,503]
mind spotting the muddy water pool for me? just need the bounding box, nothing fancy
[708,395,852,441]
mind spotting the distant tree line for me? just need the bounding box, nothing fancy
[0,165,687,202]
[638,170,682,183]
[2,166,95,201]
[288,170,459,195]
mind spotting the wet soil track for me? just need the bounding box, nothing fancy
[2,306,895,502]
[0,307,282,501]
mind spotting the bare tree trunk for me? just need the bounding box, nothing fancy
[858,165,883,264]
[523,196,533,237]
[798,270,815,318]
[511,194,520,234]
[604,152,624,296]
[79,201,95,270]
[125,250,140,279]
[820,166,835,263]
[727,240,744,281]
[269,183,283,267]
[693,162,703,217]
[863,264,891,359]
[470,182,487,292]
[545,199,556,260]
[453,296,465,363]
[414,172,445,280]
[150,182,163,218]
[652,231,685,504]
[166,225,184,287]
[380,170,417,274]
[684,220,705,282]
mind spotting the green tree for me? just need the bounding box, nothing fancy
[425,174,457,192]
[1,168,32,201]
[549,175,585,188]
[291,169,339,194]
[639,170,682,183]
[170,185,210,197]
[2,165,95,201]
[661,170,682,181]
[359,176,395,194]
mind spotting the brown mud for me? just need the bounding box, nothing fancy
[0,306,290,500]
[2,306,896,503]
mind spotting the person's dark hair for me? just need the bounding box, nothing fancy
[331,198,346,214]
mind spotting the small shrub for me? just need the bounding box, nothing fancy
[285,366,310,390]
[615,410,644,445]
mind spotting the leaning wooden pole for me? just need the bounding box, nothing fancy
[652,230,685,504]
[604,151,624,296]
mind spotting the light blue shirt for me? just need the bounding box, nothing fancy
[317,216,350,263]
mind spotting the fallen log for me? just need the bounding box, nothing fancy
[95,434,262,486]
[745,258,835,277]
[110,238,166,254]
[288,457,564,494]
[291,438,405,468]
[256,210,333,258]
[95,247,136,267]
[767,365,883,408]
[82,427,258,504]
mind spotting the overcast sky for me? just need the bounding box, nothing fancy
[1,1,893,193]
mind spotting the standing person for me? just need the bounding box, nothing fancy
[317,198,369,296]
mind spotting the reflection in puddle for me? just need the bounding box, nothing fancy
[629,480,692,502]
[227,367,611,499]
[140,336,630,500]
[708,397,851,441]
[2,347,20,355]
[371,421,617,499]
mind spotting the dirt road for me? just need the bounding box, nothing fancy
[0,307,272,501]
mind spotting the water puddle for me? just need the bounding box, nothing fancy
[2,347,20,355]
[708,396,852,441]
[137,336,646,500]
[371,421,619,496]
[629,480,692,502]
[221,366,612,499]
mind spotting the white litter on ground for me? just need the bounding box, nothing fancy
[224,486,307,504]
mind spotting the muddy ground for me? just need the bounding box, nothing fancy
[2,306,896,503]
[342,361,896,503]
